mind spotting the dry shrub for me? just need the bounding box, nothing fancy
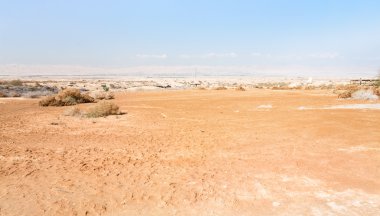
[9,80,23,86]
[338,89,378,100]
[335,85,361,99]
[39,88,94,106]
[235,86,246,91]
[374,87,380,96]
[39,96,57,106]
[272,86,291,90]
[338,90,355,99]
[215,86,227,90]
[0,92,7,97]
[334,84,360,91]
[304,85,317,90]
[34,82,42,87]
[86,101,120,118]
[93,91,115,100]
[197,87,207,90]
[320,84,334,90]
[64,107,82,117]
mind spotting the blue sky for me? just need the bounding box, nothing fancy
[0,0,379,76]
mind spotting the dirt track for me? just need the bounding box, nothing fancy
[1,89,379,215]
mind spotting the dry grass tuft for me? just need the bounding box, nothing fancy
[8,80,23,86]
[39,88,94,106]
[63,107,83,117]
[86,101,120,118]
[92,91,115,100]
[374,87,380,97]
[338,90,355,99]
[214,86,227,90]
[334,84,360,91]
[235,86,246,91]
[0,79,24,86]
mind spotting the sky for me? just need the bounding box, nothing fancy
[0,0,379,77]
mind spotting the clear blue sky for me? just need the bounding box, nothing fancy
[0,0,379,75]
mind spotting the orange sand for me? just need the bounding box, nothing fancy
[1,89,379,215]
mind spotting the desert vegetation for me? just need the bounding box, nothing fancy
[39,88,94,106]
[63,106,83,117]
[86,101,121,117]
[0,80,58,98]
[62,101,121,118]
[214,86,228,90]
[235,86,246,91]
[335,85,379,100]
[90,91,115,100]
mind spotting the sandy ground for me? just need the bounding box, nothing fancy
[0,89,379,215]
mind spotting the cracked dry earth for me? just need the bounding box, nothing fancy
[0,89,379,215]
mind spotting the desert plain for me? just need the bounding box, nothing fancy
[0,81,380,215]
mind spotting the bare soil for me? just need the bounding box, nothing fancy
[0,89,379,215]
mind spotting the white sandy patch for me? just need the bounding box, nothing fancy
[257,104,273,109]
[338,146,380,153]
[326,104,380,110]
[127,86,162,91]
[298,104,380,110]
[297,106,309,110]
[0,155,26,161]
[252,173,380,214]
[254,181,269,199]
[327,201,348,212]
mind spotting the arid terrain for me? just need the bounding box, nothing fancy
[0,88,379,215]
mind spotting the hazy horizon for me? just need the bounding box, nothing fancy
[1,1,379,77]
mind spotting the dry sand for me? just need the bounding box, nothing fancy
[0,89,379,215]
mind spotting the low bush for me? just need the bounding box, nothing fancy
[375,80,380,87]
[86,101,120,118]
[334,84,360,91]
[214,86,227,90]
[374,87,380,96]
[338,89,379,100]
[235,86,246,91]
[0,79,23,86]
[91,91,115,100]
[338,90,355,99]
[9,79,23,86]
[39,88,94,106]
